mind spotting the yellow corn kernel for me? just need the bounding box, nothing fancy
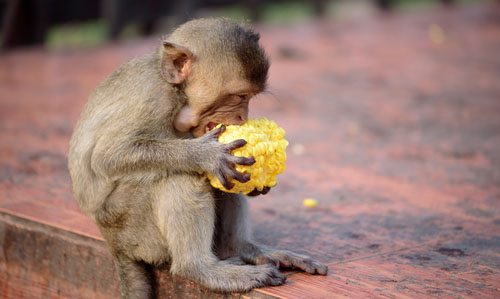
[206,118,289,195]
[303,198,318,207]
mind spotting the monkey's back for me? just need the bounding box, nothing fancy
[68,50,179,218]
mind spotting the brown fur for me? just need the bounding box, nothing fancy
[68,18,327,299]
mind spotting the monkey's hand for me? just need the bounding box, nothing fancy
[246,186,271,196]
[205,118,288,195]
[200,125,256,190]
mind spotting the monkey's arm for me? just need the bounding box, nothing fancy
[91,126,255,189]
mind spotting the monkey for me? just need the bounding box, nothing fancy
[68,18,327,298]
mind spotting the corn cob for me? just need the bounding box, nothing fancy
[206,118,288,194]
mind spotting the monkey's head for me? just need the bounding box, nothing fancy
[161,18,270,138]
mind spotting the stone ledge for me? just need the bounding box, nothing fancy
[0,211,282,298]
[1,211,119,298]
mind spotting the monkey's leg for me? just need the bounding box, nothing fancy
[112,253,155,299]
[214,190,262,261]
[214,192,328,275]
[155,174,286,292]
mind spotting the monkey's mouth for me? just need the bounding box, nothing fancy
[205,122,219,133]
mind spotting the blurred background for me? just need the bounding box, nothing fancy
[1,1,500,297]
[0,0,487,50]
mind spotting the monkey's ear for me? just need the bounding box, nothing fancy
[161,42,194,84]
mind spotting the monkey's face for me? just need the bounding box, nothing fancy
[164,28,269,139]
[174,90,255,138]
[174,64,259,138]
[190,92,252,137]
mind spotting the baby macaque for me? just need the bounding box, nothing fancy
[68,18,327,298]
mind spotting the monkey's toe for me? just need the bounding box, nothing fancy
[258,265,286,287]
[268,268,286,286]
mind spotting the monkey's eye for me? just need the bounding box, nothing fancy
[238,94,249,101]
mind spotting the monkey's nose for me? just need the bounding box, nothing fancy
[237,114,247,124]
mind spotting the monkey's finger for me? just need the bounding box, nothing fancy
[211,125,226,139]
[314,262,328,275]
[293,258,321,275]
[261,186,270,195]
[216,170,234,190]
[228,167,250,183]
[301,257,327,275]
[290,259,316,274]
[246,189,261,196]
[222,179,235,190]
[227,139,247,151]
[231,156,255,166]
[246,186,270,197]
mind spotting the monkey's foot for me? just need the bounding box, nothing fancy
[196,262,286,292]
[248,249,328,276]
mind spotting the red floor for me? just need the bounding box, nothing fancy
[1,3,500,298]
